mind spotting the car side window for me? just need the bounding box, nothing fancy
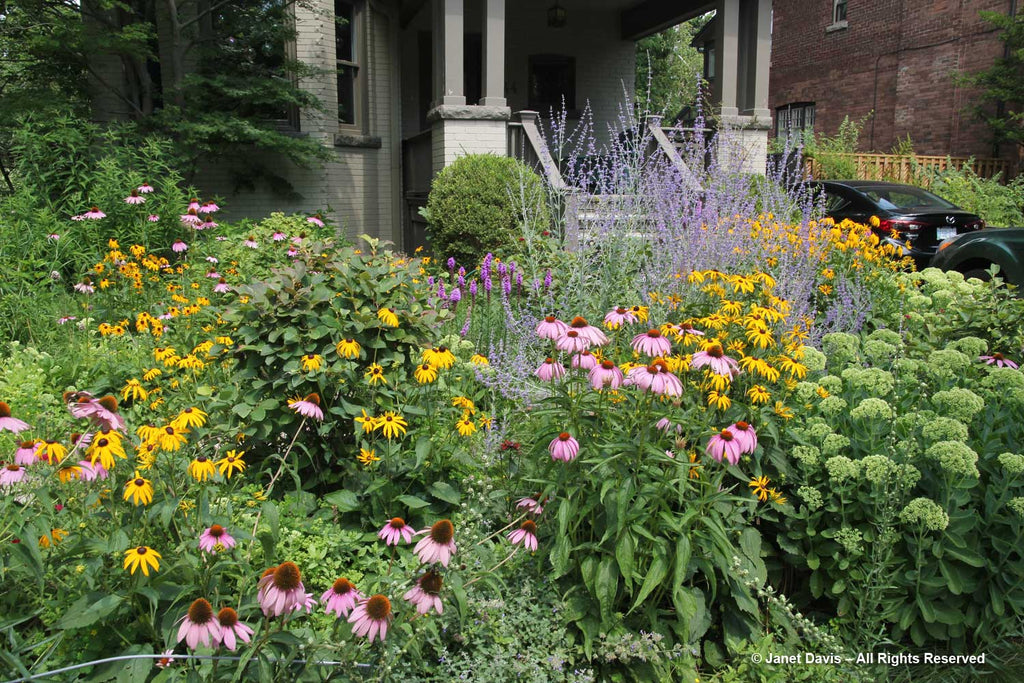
[825,191,850,213]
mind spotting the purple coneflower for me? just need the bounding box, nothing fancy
[199,524,236,553]
[413,519,457,566]
[288,393,324,421]
[215,607,252,651]
[589,360,624,390]
[272,231,286,241]
[258,561,307,617]
[604,306,639,328]
[82,206,106,220]
[199,218,218,230]
[404,570,444,615]
[549,432,580,462]
[292,592,317,614]
[307,214,325,227]
[535,357,565,382]
[536,315,569,340]
[567,316,609,347]
[206,256,219,263]
[322,578,362,618]
[147,214,160,222]
[706,429,742,465]
[980,353,1019,369]
[214,278,230,293]
[555,329,590,353]
[206,270,221,279]
[77,459,109,481]
[691,343,741,377]
[572,350,598,370]
[199,201,220,213]
[508,520,539,551]
[243,236,258,249]
[727,421,758,454]
[172,240,188,253]
[58,315,76,324]
[0,402,30,433]
[74,281,95,294]
[156,649,175,669]
[656,418,683,435]
[287,248,298,257]
[0,464,26,487]
[516,496,545,515]
[187,198,201,211]
[137,183,154,193]
[47,233,60,241]
[378,517,415,545]
[176,598,220,650]
[632,329,672,357]
[15,441,38,466]
[180,209,202,226]
[124,190,146,205]
[348,595,392,642]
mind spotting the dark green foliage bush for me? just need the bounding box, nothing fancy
[925,163,1024,228]
[424,154,551,264]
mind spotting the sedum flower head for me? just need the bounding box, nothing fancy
[926,349,971,381]
[819,395,848,417]
[807,422,834,442]
[862,455,899,485]
[899,464,922,488]
[817,375,843,394]
[867,328,903,347]
[998,453,1024,476]
[924,440,979,478]
[841,368,895,397]
[797,486,824,511]
[1008,497,1024,519]
[949,336,988,358]
[850,397,895,421]
[925,417,969,444]
[792,445,821,467]
[825,455,861,484]
[900,498,949,532]
[821,433,851,457]
[801,346,827,373]
[834,527,864,555]
[981,367,1024,394]
[862,339,898,365]
[931,387,985,419]
[821,332,860,367]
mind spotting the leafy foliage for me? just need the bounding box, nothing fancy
[961,11,1024,157]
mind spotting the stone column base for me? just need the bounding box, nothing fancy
[428,105,511,175]
[717,113,771,176]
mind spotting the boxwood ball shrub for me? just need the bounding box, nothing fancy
[425,154,551,264]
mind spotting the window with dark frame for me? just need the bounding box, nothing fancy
[703,40,716,82]
[335,0,362,128]
[833,0,847,24]
[774,102,816,142]
[528,55,576,113]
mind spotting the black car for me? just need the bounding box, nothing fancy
[811,180,985,267]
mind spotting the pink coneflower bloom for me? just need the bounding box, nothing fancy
[656,418,683,435]
[199,202,219,213]
[137,183,154,194]
[74,281,95,294]
[147,214,160,222]
[378,517,415,546]
[980,353,1019,369]
[508,519,539,552]
[272,231,287,241]
[214,278,230,293]
[727,421,758,454]
[651,361,684,396]
[58,315,77,324]
[348,595,392,642]
[243,236,258,249]
[632,329,672,357]
[70,431,92,448]
[156,649,175,669]
[403,571,444,615]
[124,190,146,205]
[0,402,30,433]
[216,236,228,241]
[15,441,38,466]
[307,214,325,227]
[187,198,201,211]
[706,429,742,466]
[549,432,580,462]
[258,561,307,617]
[70,213,86,221]
[413,519,457,566]
[82,206,106,220]
[287,248,298,257]
[292,233,306,244]
[0,464,26,487]
[199,524,236,553]
[288,393,324,421]
[535,357,566,382]
[589,360,624,390]
[572,350,598,370]
[691,343,741,377]
[47,233,60,241]
[77,459,109,481]
[567,316,609,347]
[214,607,252,651]
[180,209,202,226]
[678,323,705,339]
[199,218,218,230]
[292,592,317,614]
[555,329,590,353]
[516,496,545,515]
[625,364,656,392]
[172,240,188,253]
[177,599,220,650]
[322,578,362,618]
[206,256,219,263]
[206,270,221,279]
[536,315,569,340]
[604,306,639,329]
[72,395,126,431]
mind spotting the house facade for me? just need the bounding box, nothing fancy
[769,0,1017,164]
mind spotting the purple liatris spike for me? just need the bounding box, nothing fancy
[457,274,465,288]
[544,269,552,289]
[502,277,511,297]
[458,266,466,277]
[437,282,446,299]
[469,281,478,298]
[428,276,435,287]
[460,318,471,337]
[516,272,523,290]
[484,277,493,293]
[498,262,507,278]
[447,256,456,271]
[450,287,462,303]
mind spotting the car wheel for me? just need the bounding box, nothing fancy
[962,268,992,282]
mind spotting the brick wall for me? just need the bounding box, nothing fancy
[770,0,1012,160]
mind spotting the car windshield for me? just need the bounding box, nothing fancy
[859,186,956,210]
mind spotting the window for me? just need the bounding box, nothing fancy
[335,1,364,129]
[703,40,716,82]
[775,102,815,142]
[528,55,576,113]
[833,0,847,24]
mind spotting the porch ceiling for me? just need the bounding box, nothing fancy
[620,0,715,41]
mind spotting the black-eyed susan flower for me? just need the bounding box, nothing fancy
[188,456,216,482]
[177,355,204,371]
[123,471,154,506]
[707,390,732,411]
[35,440,68,464]
[57,466,82,483]
[301,354,323,372]
[217,450,246,478]
[769,488,787,505]
[777,355,808,379]
[413,363,437,384]
[357,448,379,465]
[748,476,771,502]
[87,435,126,470]
[142,367,162,382]
[355,409,379,434]
[336,338,361,359]
[451,396,475,414]
[156,425,188,451]
[478,414,493,430]
[154,346,177,362]
[422,346,456,370]
[376,411,408,440]
[470,353,489,365]
[137,424,162,443]
[39,528,69,549]
[172,407,208,431]
[455,415,476,437]
[123,545,161,576]
[377,307,399,327]
[365,363,387,386]
[773,401,794,420]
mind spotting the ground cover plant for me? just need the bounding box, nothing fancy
[2,106,1024,683]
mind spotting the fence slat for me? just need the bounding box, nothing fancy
[806,153,1011,186]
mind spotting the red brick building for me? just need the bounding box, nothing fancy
[769,0,1018,163]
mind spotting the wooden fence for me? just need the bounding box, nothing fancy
[805,153,1013,186]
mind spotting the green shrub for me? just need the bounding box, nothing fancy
[923,162,1024,227]
[424,154,551,265]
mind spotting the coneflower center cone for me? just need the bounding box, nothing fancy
[209,524,225,537]
[719,429,735,441]
[332,578,354,595]
[570,316,589,327]
[188,598,214,623]
[601,360,615,369]
[420,571,443,595]
[646,329,661,338]
[389,517,406,529]
[217,607,238,627]
[521,520,538,535]
[429,520,454,545]
[365,595,391,620]
[558,432,572,441]
[273,561,301,590]
[5,464,19,472]
[0,402,10,418]
[707,345,724,358]
[735,421,750,431]
[993,353,1005,360]
[305,393,320,404]
[98,396,118,412]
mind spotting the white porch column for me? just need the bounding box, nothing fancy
[714,0,740,117]
[480,0,506,107]
[751,0,772,119]
[434,0,465,106]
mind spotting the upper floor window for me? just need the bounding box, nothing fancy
[775,102,815,142]
[335,1,365,129]
[833,0,847,23]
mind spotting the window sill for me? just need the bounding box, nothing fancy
[826,20,848,33]
[333,132,382,149]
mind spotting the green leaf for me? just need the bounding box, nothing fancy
[397,494,430,510]
[551,536,570,577]
[674,535,692,590]
[631,547,669,612]
[428,481,461,505]
[324,490,360,512]
[262,501,279,539]
[58,594,124,629]
[596,557,619,622]
[615,532,635,588]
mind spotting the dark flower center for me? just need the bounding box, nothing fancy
[165,427,175,435]
[544,315,556,323]
[601,360,615,370]
[261,566,277,579]
[616,307,627,314]
[438,346,448,353]
[217,607,238,627]
[134,478,145,487]
[429,519,454,544]
[5,464,20,472]
[570,316,589,328]
[545,357,555,364]
[735,421,750,431]
[558,432,572,441]
[566,330,579,338]
[273,561,301,590]
[98,395,118,412]
[521,520,538,535]
[993,353,1005,360]
[719,429,734,441]
[646,329,661,338]
[707,345,724,358]
[195,456,208,464]
[0,402,10,418]
[332,578,354,595]
[365,595,391,620]
[420,571,443,595]
[305,393,321,405]
[389,517,406,529]
[97,439,109,448]
[188,598,213,624]
[209,524,224,537]
[136,546,147,554]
